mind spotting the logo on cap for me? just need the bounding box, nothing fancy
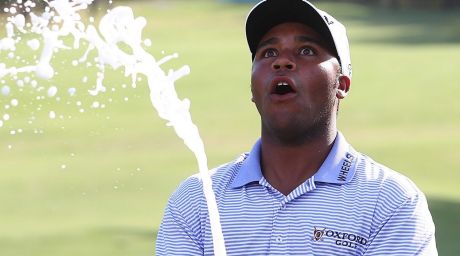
[324,15,334,25]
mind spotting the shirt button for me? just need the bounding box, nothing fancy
[276,236,283,243]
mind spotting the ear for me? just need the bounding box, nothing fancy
[336,75,351,99]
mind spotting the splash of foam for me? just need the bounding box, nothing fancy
[0,0,226,255]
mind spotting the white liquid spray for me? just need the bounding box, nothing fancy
[0,1,226,255]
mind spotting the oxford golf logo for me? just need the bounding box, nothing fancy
[313,227,326,241]
[312,227,368,249]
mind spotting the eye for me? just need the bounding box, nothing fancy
[299,47,314,56]
[263,48,278,58]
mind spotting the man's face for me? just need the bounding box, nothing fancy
[251,22,344,144]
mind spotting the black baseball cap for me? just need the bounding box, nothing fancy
[245,0,352,78]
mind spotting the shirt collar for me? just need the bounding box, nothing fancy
[313,132,358,184]
[231,139,263,188]
[231,132,358,188]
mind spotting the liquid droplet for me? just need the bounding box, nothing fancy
[49,111,56,119]
[47,86,58,97]
[10,98,18,106]
[1,86,10,96]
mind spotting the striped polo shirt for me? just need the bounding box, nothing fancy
[156,132,437,255]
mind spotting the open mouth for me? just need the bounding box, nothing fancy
[273,81,295,95]
[271,77,296,96]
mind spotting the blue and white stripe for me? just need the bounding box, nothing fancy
[156,132,437,255]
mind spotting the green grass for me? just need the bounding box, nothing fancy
[0,0,459,255]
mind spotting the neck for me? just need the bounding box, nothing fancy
[260,129,337,196]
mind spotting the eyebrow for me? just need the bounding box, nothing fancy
[256,35,324,51]
[257,37,279,50]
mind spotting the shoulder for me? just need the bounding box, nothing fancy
[352,155,436,253]
[354,153,431,222]
[356,153,423,201]
[169,153,247,208]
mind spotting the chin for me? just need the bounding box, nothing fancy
[263,114,333,145]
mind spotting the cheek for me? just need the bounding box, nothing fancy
[317,61,339,86]
[251,62,263,82]
[301,62,338,105]
[250,63,266,95]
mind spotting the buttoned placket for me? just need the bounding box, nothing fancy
[260,177,317,254]
[267,185,288,253]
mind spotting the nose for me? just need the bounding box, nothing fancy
[272,55,296,71]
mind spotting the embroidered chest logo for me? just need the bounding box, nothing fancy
[312,227,368,249]
[313,227,326,241]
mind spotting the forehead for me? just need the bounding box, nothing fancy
[259,22,326,45]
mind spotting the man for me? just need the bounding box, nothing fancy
[156,0,438,255]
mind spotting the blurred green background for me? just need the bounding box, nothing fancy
[0,0,459,255]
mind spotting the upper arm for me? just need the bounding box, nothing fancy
[364,192,437,255]
[156,198,203,256]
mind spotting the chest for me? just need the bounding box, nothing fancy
[202,185,374,255]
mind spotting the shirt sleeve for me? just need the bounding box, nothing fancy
[156,198,204,256]
[364,192,438,255]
